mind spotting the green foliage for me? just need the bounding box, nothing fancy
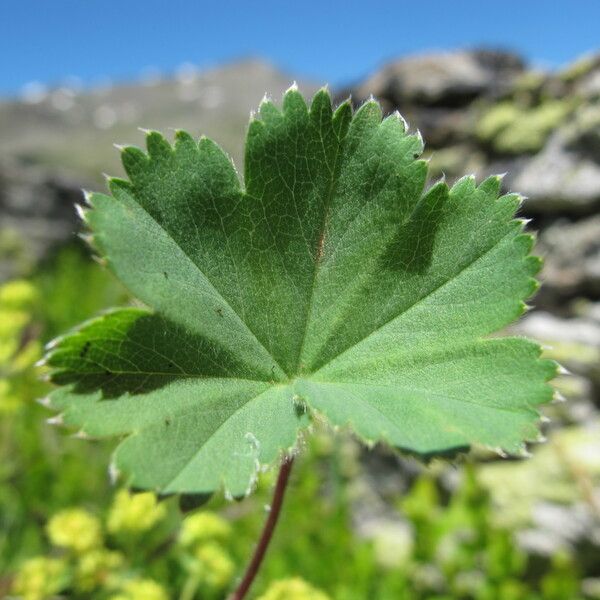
[0,251,118,574]
[44,88,554,498]
[1,245,592,599]
[33,245,128,340]
[7,429,589,600]
[476,100,573,154]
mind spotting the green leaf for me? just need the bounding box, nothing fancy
[45,87,556,496]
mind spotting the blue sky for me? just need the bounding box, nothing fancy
[2,0,598,96]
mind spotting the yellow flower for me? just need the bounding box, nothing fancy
[109,578,169,600]
[75,548,124,592]
[11,556,68,600]
[193,542,235,589]
[107,489,166,534]
[257,577,331,600]
[0,279,37,309]
[179,511,232,547]
[47,508,103,553]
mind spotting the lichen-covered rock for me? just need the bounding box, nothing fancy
[476,99,573,154]
[341,50,524,150]
[478,423,600,555]
[510,121,600,214]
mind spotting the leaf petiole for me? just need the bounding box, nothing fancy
[229,454,295,600]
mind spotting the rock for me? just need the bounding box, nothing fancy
[353,49,524,108]
[563,53,600,97]
[478,423,600,529]
[341,50,525,149]
[518,502,599,556]
[475,99,573,155]
[0,160,85,280]
[510,117,600,214]
[537,216,600,300]
[515,311,600,348]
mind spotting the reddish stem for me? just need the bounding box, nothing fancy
[228,454,295,600]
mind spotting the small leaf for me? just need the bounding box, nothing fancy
[45,88,556,497]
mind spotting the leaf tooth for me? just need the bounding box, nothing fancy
[258,96,282,122]
[414,128,424,151]
[102,172,113,188]
[283,85,309,116]
[553,390,567,403]
[47,414,64,426]
[34,356,47,367]
[514,443,532,458]
[91,254,108,267]
[77,232,94,246]
[478,173,504,197]
[119,145,149,180]
[493,447,508,458]
[363,438,376,450]
[522,302,535,313]
[515,193,528,208]
[81,189,94,206]
[108,461,121,485]
[309,87,333,123]
[173,129,196,151]
[72,430,92,440]
[451,173,477,196]
[259,92,272,107]
[394,110,408,132]
[146,130,173,160]
[430,173,447,187]
[74,203,88,222]
[333,96,352,117]
[353,98,383,130]
[106,177,134,203]
[557,364,571,376]
[45,334,65,350]
[37,396,52,407]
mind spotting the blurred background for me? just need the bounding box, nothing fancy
[2,1,600,599]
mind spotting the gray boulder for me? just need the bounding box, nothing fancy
[0,160,85,280]
[353,49,524,108]
[510,109,600,214]
[537,215,600,300]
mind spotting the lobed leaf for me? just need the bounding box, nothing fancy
[44,88,556,496]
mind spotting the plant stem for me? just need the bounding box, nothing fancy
[228,454,295,600]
